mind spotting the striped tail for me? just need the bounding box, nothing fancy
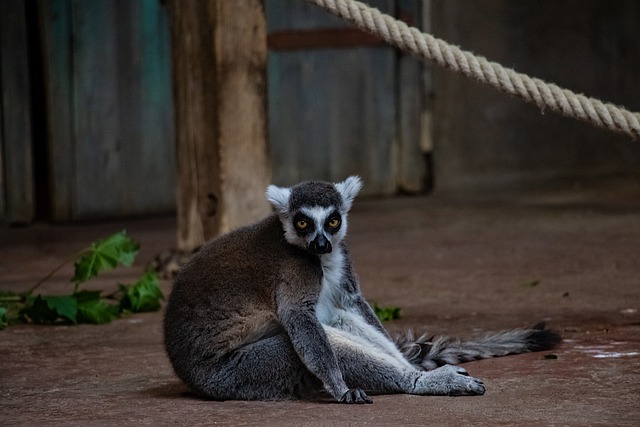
[395,322,561,370]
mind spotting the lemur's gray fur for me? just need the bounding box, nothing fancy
[164,176,560,403]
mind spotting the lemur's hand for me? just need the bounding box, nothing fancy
[339,388,373,404]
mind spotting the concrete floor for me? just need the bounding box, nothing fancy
[1,180,640,426]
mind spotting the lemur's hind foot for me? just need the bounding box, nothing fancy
[396,322,561,370]
[413,365,486,396]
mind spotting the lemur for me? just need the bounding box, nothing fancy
[164,176,560,403]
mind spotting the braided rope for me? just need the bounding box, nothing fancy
[306,0,640,140]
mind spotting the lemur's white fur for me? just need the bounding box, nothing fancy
[318,246,413,371]
[335,176,363,212]
[265,185,290,213]
[316,246,347,325]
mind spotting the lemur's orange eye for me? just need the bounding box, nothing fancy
[328,218,340,228]
[296,219,308,229]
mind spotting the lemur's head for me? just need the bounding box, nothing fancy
[266,176,363,255]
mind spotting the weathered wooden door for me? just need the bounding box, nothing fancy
[4,0,427,224]
[267,0,427,195]
[40,0,175,221]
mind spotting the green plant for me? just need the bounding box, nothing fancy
[0,231,164,329]
[373,303,402,322]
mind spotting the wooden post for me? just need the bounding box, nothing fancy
[168,0,271,251]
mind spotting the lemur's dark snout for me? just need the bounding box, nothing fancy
[309,234,332,254]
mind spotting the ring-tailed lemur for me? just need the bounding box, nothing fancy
[164,176,560,403]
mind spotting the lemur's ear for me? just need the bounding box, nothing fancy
[335,176,363,212]
[266,185,291,215]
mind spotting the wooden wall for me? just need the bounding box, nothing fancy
[266,0,426,194]
[6,0,638,223]
[39,0,175,221]
[1,0,426,224]
[431,0,640,191]
[0,0,34,224]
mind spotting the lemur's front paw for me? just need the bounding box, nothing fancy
[339,388,373,404]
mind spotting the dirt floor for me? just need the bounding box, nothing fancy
[1,179,640,426]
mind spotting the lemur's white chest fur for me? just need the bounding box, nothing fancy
[315,247,349,326]
[315,246,414,369]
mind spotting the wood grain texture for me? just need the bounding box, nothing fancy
[38,0,73,221]
[40,0,175,221]
[267,0,407,195]
[0,0,35,224]
[268,28,386,51]
[169,0,271,251]
[396,0,426,192]
[268,48,397,194]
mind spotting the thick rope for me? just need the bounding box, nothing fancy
[306,0,640,140]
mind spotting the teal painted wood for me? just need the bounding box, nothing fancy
[0,0,35,224]
[40,0,74,221]
[267,0,401,194]
[71,0,120,218]
[35,0,423,221]
[268,0,352,31]
[269,48,397,194]
[41,0,175,220]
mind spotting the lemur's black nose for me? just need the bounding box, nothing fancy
[310,234,332,254]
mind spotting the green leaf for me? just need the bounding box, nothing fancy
[373,303,402,322]
[71,231,140,285]
[119,270,164,313]
[23,295,78,324]
[0,308,23,328]
[0,291,27,327]
[523,279,541,288]
[75,291,119,324]
[543,354,558,359]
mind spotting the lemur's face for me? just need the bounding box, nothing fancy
[266,176,363,255]
[289,205,344,254]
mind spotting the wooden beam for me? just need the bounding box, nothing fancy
[268,28,386,51]
[168,0,271,251]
